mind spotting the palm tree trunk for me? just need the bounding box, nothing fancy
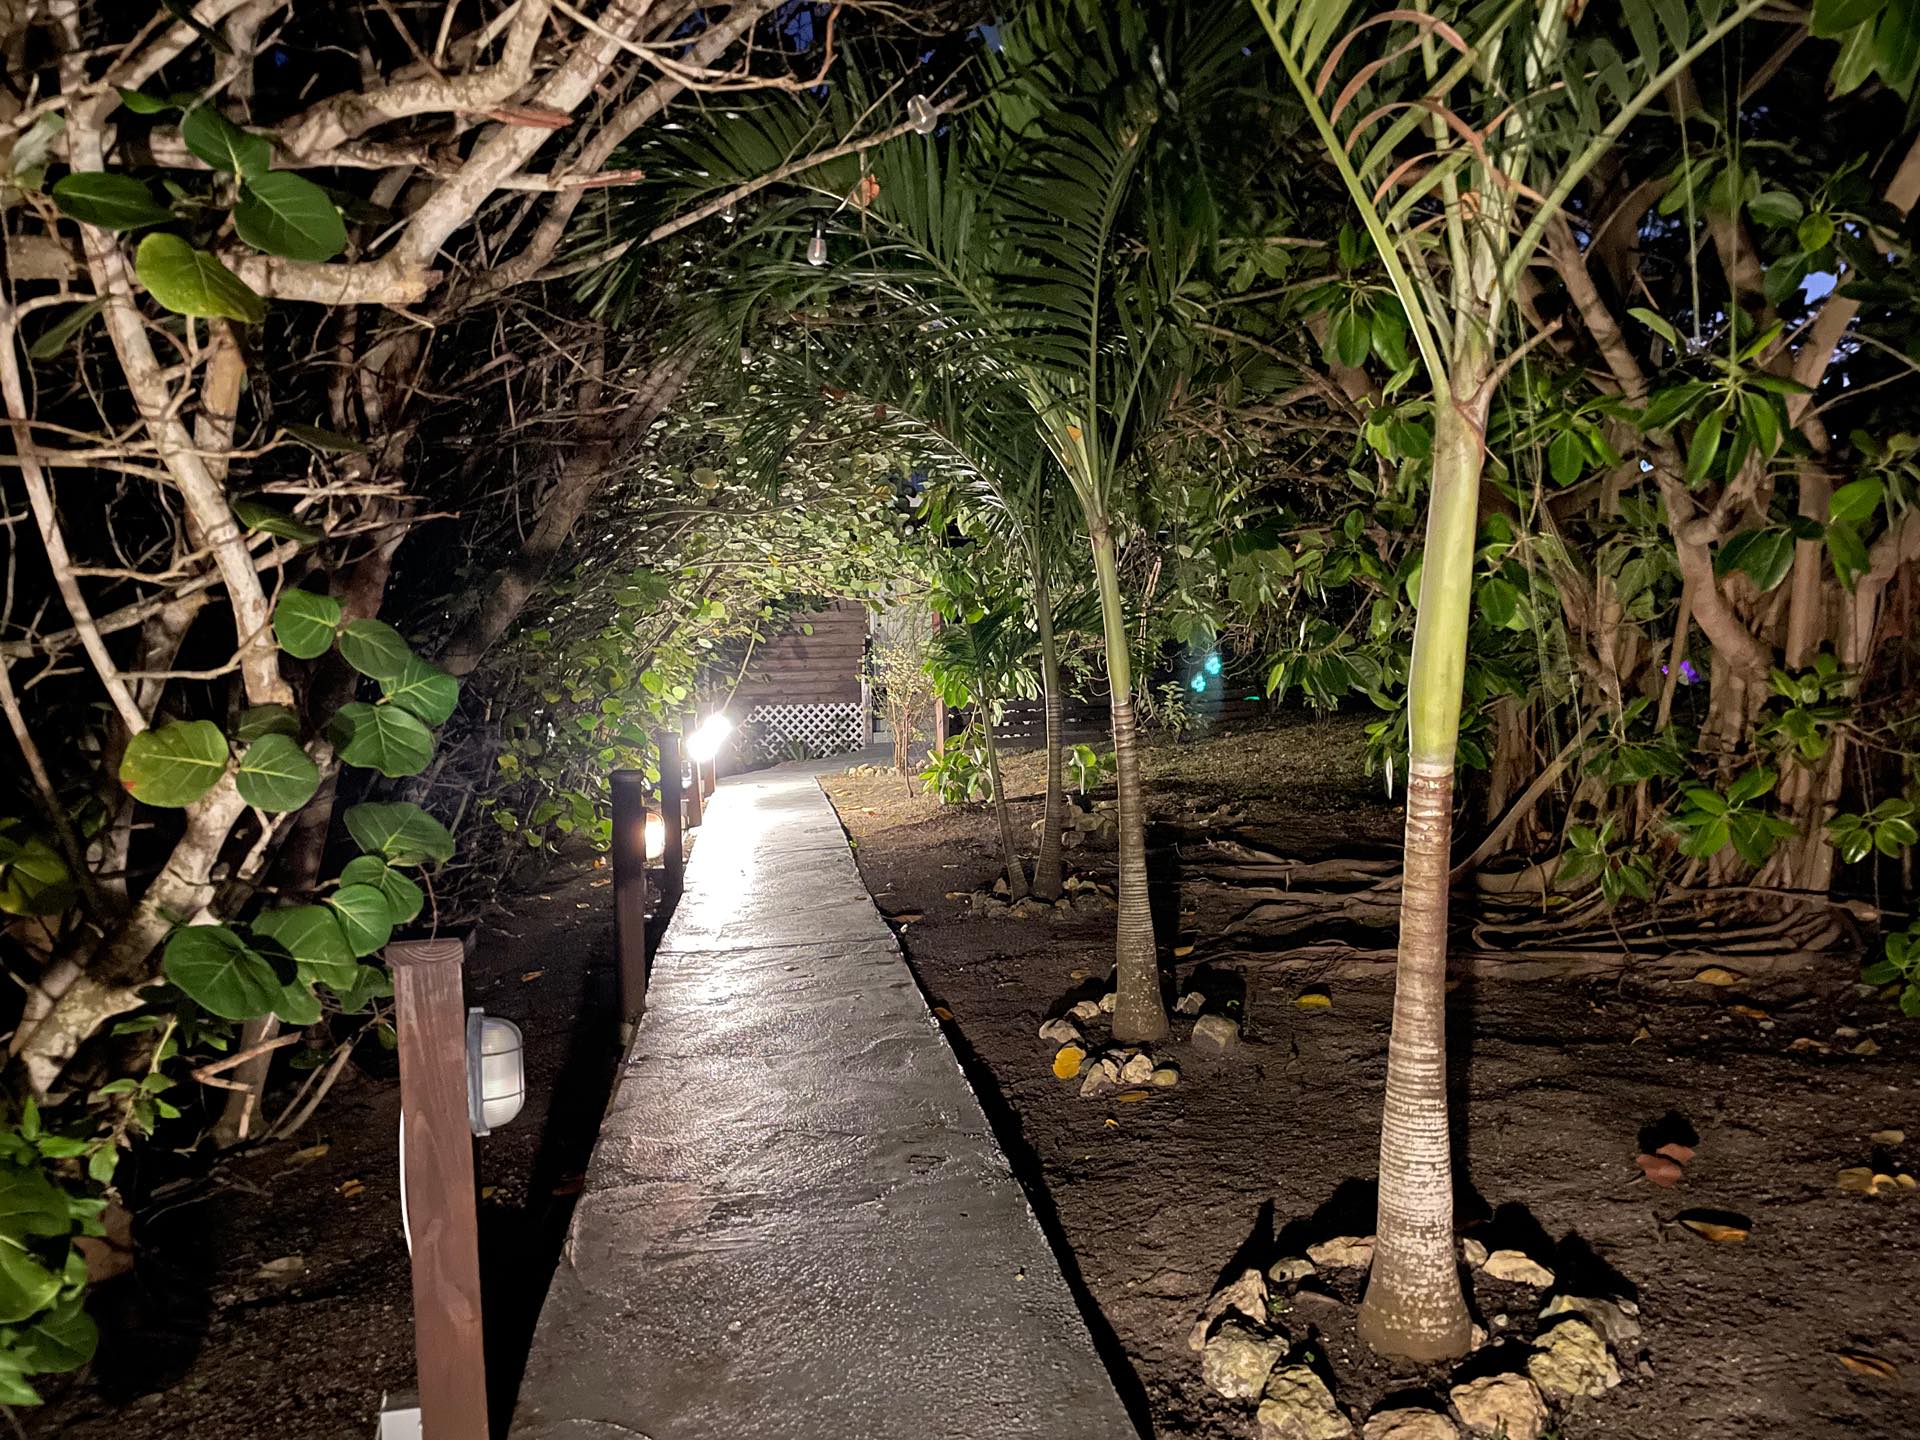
[1031,551,1066,903]
[979,695,1028,902]
[1090,519,1167,1044]
[1354,372,1487,1362]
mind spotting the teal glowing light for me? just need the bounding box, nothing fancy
[1188,674,1207,693]
[1203,653,1222,676]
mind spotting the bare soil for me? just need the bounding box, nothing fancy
[30,864,626,1440]
[823,717,1920,1440]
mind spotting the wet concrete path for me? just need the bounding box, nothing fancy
[509,760,1137,1440]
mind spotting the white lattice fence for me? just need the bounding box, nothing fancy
[743,703,864,762]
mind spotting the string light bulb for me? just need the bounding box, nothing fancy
[906,95,938,135]
[807,224,828,267]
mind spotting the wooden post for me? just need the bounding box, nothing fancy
[683,712,704,829]
[700,756,716,801]
[930,609,948,763]
[657,729,685,898]
[610,769,651,1036]
[388,938,488,1440]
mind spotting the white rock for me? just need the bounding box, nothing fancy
[1098,990,1117,1014]
[1078,1057,1122,1098]
[1175,990,1207,1016]
[1306,1235,1374,1270]
[1461,1236,1488,1268]
[1149,1066,1180,1088]
[1363,1409,1458,1440]
[1528,1318,1621,1399]
[1482,1249,1555,1286]
[1191,1013,1240,1050]
[1201,1320,1285,1400]
[1188,1267,1268,1351]
[1120,1053,1155,1085]
[1269,1256,1316,1285]
[1068,999,1103,1023]
[1037,1016,1082,1045]
[1540,1294,1642,1352]
[1449,1374,1548,1440]
[1257,1365,1353,1440]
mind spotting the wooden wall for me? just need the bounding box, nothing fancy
[730,601,867,707]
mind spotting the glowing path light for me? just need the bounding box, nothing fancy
[686,712,734,764]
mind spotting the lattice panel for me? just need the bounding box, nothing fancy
[743,703,865,762]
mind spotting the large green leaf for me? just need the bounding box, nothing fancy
[251,904,354,985]
[1811,0,1885,40]
[272,588,342,659]
[26,298,107,360]
[235,704,300,742]
[134,233,265,324]
[49,173,173,231]
[336,618,414,680]
[18,1293,97,1374]
[163,924,284,1019]
[327,884,394,957]
[0,823,76,917]
[120,720,228,806]
[381,657,459,726]
[0,1245,60,1328]
[330,702,433,777]
[344,802,455,866]
[273,980,323,1027]
[180,105,271,176]
[340,855,425,925]
[0,1166,71,1241]
[234,733,319,811]
[233,171,346,261]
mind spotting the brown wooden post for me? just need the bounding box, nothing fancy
[930,609,948,763]
[683,711,704,829]
[610,769,651,1036]
[700,756,716,801]
[657,729,684,898]
[388,938,488,1440]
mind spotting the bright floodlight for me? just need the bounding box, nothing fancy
[645,812,666,860]
[686,712,734,764]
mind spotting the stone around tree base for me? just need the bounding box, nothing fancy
[1256,1366,1353,1440]
[1449,1373,1547,1440]
[1201,1320,1285,1401]
[1191,1012,1240,1049]
[1528,1317,1622,1399]
[1363,1408,1459,1440]
[1305,1235,1374,1270]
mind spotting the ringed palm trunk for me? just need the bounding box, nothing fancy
[1354,363,1490,1362]
[1089,518,1168,1044]
[979,692,1029,902]
[1031,553,1066,903]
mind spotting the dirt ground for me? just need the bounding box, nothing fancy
[823,716,1920,1440]
[30,863,626,1440]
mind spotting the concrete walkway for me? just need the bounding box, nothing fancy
[510,760,1137,1440]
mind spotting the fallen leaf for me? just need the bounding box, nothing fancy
[1693,966,1744,987]
[886,911,924,924]
[1116,1089,1151,1103]
[520,970,545,982]
[1787,1036,1830,1053]
[255,1255,304,1282]
[288,1143,329,1165]
[1838,1166,1877,1194]
[1635,1153,1685,1187]
[1173,943,1195,957]
[1728,1004,1770,1020]
[1678,1214,1749,1243]
[944,890,970,900]
[1052,1044,1086,1080]
[1870,1129,1906,1146]
[1656,1142,1696,1164]
[1852,1038,1882,1057]
[338,1178,364,1199]
[1069,969,1087,980]
[931,1005,953,1021]
[1631,1026,1652,1043]
[1295,988,1333,1011]
[1838,1352,1901,1381]
[1104,1117,1117,1127]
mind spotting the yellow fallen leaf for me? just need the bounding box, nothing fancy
[1116,1089,1150,1103]
[1295,989,1332,1010]
[1104,1117,1117,1127]
[1728,1004,1770,1020]
[1631,1026,1652,1043]
[931,1005,953,1021]
[1173,943,1195,958]
[1693,966,1744,987]
[1870,1129,1906,1145]
[1053,1044,1086,1079]
[1838,1166,1877,1194]
[1899,1174,1917,1190]
[288,1144,329,1165]
[1838,1352,1901,1381]
[1852,1038,1882,1057]
[1679,1216,1749,1243]
[338,1178,365,1199]
[520,970,545,982]
[1069,969,1087,980]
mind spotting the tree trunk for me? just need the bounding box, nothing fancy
[979,697,1028,902]
[1090,520,1167,1044]
[1354,372,1486,1362]
[1032,553,1066,902]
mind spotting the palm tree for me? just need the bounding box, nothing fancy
[1254,0,1774,1359]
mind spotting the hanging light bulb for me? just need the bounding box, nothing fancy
[807,224,828,267]
[906,94,938,136]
